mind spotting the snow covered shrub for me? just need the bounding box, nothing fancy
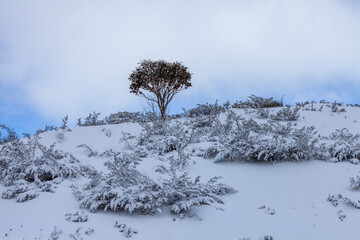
[331,101,346,113]
[35,125,58,135]
[120,132,138,150]
[327,194,360,209]
[74,151,235,215]
[0,124,18,144]
[138,120,194,159]
[270,106,300,121]
[257,108,270,118]
[104,111,143,124]
[182,100,225,117]
[263,236,274,240]
[76,144,98,157]
[232,94,283,109]
[65,211,88,222]
[102,128,112,137]
[204,145,221,159]
[60,115,70,131]
[114,222,138,238]
[56,132,65,142]
[258,205,275,215]
[0,136,91,202]
[328,128,360,162]
[139,119,170,138]
[49,226,63,240]
[190,113,220,129]
[268,121,293,137]
[162,121,193,169]
[337,210,346,221]
[77,111,105,126]
[350,174,360,190]
[215,120,319,162]
[69,227,82,240]
[165,173,235,214]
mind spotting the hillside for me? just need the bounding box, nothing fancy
[1,102,360,240]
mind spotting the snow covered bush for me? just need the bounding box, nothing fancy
[105,111,144,124]
[204,145,221,159]
[102,128,112,137]
[65,211,88,222]
[76,144,99,157]
[0,136,92,202]
[327,194,360,209]
[35,125,58,135]
[331,101,346,113]
[232,94,283,109]
[350,173,360,190]
[182,100,225,117]
[328,128,360,162]
[138,120,194,160]
[0,124,18,144]
[270,106,300,121]
[139,119,170,138]
[215,119,319,162]
[74,151,235,214]
[49,226,63,240]
[77,111,105,126]
[114,222,138,238]
[257,108,270,118]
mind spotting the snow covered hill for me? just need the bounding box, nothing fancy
[1,102,360,240]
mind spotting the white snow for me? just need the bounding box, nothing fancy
[1,104,360,240]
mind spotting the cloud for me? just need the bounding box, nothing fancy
[0,0,359,119]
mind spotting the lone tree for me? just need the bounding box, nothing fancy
[129,59,192,119]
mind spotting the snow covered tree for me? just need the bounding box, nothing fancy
[129,59,192,119]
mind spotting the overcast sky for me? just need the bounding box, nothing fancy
[1,0,360,134]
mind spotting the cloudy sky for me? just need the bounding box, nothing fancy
[0,0,360,134]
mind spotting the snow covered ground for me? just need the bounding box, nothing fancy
[1,103,360,240]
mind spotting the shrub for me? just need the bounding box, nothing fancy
[65,211,88,222]
[0,136,92,202]
[76,144,99,158]
[77,111,105,126]
[182,100,225,118]
[270,106,300,121]
[104,111,143,124]
[232,94,283,109]
[74,151,235,214]
[0,124,18,144]
[350,174,360,190]
[214,119,319,162]
[328,128,360,161]
[327,194,360,209]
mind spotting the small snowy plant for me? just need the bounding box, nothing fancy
[49,226,63,240]
[65,211,88,222]
[77,111,105,126]
[215,121,319,162]
[328,128,360,162]
[73,151,235,214]
[327,194,360,209]
[76,144,98,158]
[114,222,138,238]
[270,106,300,121]
[0,135,92,202]
[350,173,360,190]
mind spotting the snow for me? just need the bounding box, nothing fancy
[1,104,360,239]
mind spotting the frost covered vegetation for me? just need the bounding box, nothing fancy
[3,95,360,239]
[74,151,235,214]
[0,134,93,202]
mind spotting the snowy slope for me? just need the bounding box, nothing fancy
[1,104,360,240]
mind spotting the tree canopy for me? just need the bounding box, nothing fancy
[129,59,192,118]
